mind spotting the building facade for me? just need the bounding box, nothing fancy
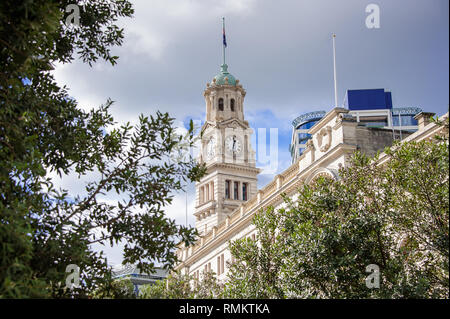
[175,63,448,283]
[289,89,423,163]
[290,111,326,163]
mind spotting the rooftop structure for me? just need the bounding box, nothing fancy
[112,264,168,294]
[289,89,423,163]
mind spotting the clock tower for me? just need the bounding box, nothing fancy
[194,62,260,235]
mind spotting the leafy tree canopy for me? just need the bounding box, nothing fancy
[139,271,223,299]
[1,0,206,298]
[225,127,448,298]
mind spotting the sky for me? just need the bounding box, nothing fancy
[52,0,449,266]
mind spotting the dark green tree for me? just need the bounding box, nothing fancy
[92,278,136,299]
[139,270,223,299]
[0,1,205,298]
[224,207,287,298]
[225,128,449,298]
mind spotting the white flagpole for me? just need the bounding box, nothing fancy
[332,34,338,108]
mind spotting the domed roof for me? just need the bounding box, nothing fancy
[213,64,237,86]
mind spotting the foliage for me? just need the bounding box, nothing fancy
[91,278,136,299]
[139,271,223,299]
[225,132,449,298]
[193,270,224,298]
[0,0,206,298]
[139,272,194,299]
[223,207,287,298]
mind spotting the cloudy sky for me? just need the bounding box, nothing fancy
[52,0,449,266]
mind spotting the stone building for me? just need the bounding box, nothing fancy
[174,60,449,282]
[290,89,423,164]
[195,62,260,236]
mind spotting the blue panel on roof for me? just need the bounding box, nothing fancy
[346,89,392,110]
[385,91,392,108]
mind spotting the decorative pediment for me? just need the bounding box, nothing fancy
[218,118,249,130]
[201,121,218,133]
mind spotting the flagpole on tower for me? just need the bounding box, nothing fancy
[332,34,338,108]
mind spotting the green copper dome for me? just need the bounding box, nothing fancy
[213,64,237,86]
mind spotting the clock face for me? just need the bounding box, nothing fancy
[206,137,216,160]
[225,135,242,154]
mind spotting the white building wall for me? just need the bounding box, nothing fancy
[177,108,448,281]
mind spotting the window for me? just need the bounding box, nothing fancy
[230,99,235,112]
[234,181,239,200]
[193,270,199,282]
[217,256,220,275]
[298,147,306,156]
[217,254,225,275]
[225,180,230,199]
[401,115,418,126]
[392,114,418,127]
[298,121,318,130]
[205,184,209,201]
[298,132,312,143]
[242,183,248,201]
[193,271,199,287]
[218,98,224,111]
[359,116,388,128]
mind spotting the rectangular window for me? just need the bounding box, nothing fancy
[401,115,418,126]
[217,256,221,275]
[234,181,239,200]
[242,183,248,201]
[360,115,388,128]
[217,254,225,275]
[225,180,230,199]
[206,184,209,201]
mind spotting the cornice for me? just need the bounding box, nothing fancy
[205,162,261,174]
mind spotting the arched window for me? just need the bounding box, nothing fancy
[230,99,235,112]
[218,98,224,111]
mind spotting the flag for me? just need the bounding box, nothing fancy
[223,25,227,48]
